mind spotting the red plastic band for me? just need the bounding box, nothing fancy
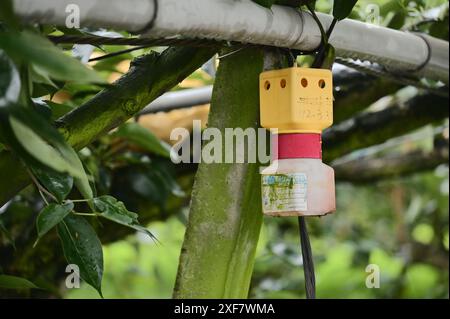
[273,133,322,159]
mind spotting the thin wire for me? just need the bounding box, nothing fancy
[335,57,449,97]
[410,32,433,72]
[88,46,149,62]
[217,47,245,59]
[48,34,237,48]
[133,0,159,35]
[47,34,447,94]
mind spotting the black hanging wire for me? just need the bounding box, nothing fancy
[282,46,317,300]
[298,216,316,299]
[287,6,339,300]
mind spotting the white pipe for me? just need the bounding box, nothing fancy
[12,0,449,84]
[140,85,213,114]
[139,65,380,115]
[13,0,154,31]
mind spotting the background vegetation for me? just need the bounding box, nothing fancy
[0,0,448,298]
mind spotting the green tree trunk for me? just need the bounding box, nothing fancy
[173,48,287,298]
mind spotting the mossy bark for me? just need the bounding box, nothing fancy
[323,93,449,162]
[334,132,449,183]
[173,48,287,298]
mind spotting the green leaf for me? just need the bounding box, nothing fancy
[74,177,94,206]
[149,160,185,198]
[0,51,20,108]
[252,0,277,8]
[36,202,74,239]
[115,122,172,158]
[31,83,60,99]
[253,0,312,8]
[29,63,58,88]
[0,275,39,290]
[429,16,449,40]
[8,108,93,201]
[298,0,316,9]
[0,30,105,84]
[57,214,103,297]
[9,115,85,179]
[62,146,94,202]
[0,0,20,30]
[44,100,75,120]
[93,195,157,240]
[282,0,316,9]
[0,219,16,249]
[32,167,74,202]
[29,63,63,99]
[333,0,358,21]
[32,100,53,120]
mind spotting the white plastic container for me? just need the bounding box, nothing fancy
[261,158,336,217]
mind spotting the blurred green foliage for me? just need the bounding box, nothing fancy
[67,218,185,298]
[67,167,449,299]
[0,0,448,299]
[62,0,448,299]
[251,170,448,299]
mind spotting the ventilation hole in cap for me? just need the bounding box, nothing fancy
[319,79,326,88]
[301,78,308,88]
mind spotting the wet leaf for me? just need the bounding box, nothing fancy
[32,167,74,202]
[0,0,20,30]
[36,202,74,239]
[116,123,172,158]
[0,275,39,290]
[8,108,93,201]
[57,214,103,297]
[333,0,358,21]
[0,30,105,84]
[0,51,20,108]
[0,219,15,249]
[252,0,277,8]
[93,195,156,240]
[9,116,85,178]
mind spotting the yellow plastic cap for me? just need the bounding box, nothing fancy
[260,67,333,133]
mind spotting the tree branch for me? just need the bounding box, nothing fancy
[333,130,449,183]
[0,46,217,207]
[332,67,401,123]
[324,93,449,162]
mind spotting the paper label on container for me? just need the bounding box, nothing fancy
[261,173,308,213]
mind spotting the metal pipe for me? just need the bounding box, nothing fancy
[138,64,380,115]
[12,0,154,31]
[12,0,449,84]
[140,85,213,114]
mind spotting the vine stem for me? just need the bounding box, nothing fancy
[38,188,49,206]
[72,212,97,217]
[65,198,93,203]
